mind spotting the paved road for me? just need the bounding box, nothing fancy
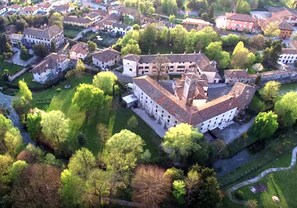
[226,146,297,205]
[0,92,33,144]
[9,48,37,67]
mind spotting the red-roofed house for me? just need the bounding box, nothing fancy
[224,13,258,33]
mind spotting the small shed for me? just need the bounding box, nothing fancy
[122,94,138,108]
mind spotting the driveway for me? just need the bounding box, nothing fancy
[9,48,37,67]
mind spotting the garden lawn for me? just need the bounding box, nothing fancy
[12,72,43,88]
[0,60,22,74]
[33,73,161,159]
[229,152,297,208]
[280,83,297,95]
[64,28,82,39]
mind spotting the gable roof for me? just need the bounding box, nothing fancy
[69,42,89,56]
[133,76,255,125]
[226,13,257,22]
[92,48,120,62]
[267,7,297,18]
[32,53,68,74]
[224,69,249,79]
[23,25,63,40]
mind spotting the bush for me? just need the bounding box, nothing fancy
[56,88,62,92]
[234,190,244,200]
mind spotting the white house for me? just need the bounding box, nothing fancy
[92,48,121,68]
[112,23,132,35]
[133,75,255,132]
[36,2,52,14]
[64,16,93,28]
[32,53,69,84]
[69,42,89,60]
[123,52,221,83]
[0,6,7,15]
[23,25,65,48]
[278,48,297,65]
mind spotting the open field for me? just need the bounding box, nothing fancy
[64,28,83,38]
[12,72,44,88]
[32,73,161,159]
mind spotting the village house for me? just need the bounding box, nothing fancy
[20,6,39,15]
[0,6,7,15]
[258,17,294,39]
[36,2,52,14]
[32,53,70,84]
[112,23,131,35]
[267,7,297,26]
[9,33,24,47]
[64,16,93,28]
[122,52,221,83]
[224,13,258,33]
[69,42,89,60]
[23,25,65,48]
[7,4,21,13]
[132,75,255,132]
[52,4,74,14]
[182,18,213,31]
[224,69,251,84]
[278,48,297,65]
[92,48,121,68]
[109,6,140,20]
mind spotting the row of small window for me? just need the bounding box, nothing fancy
[280,56,297,59]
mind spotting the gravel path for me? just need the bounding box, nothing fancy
[226,146,297,205]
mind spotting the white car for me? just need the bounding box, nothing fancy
[125,83,134,89]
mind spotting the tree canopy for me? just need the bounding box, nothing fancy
[259,81,281,104]
[250,111,278,140]
[92,71,118,95]
[275,91,297,127]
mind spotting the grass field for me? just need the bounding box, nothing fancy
[228,151,297,208]
[32,73,161,159]
[64,28,82,39]
[0,60,22,74]
[12,72,44,88]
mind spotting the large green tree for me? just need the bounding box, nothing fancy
[275,92,297,127]
[92,71,118,95]
[140,24,158,53]
[259,81,281,104]
[68,148,96,179]
[170,25,188,52]
[185,165,222,208]
[72,84,104,114]
[250,111,278,140]
[49,12,64,28]
[162,123,204,163]
[104,130,147,175]
[40,110,70,149]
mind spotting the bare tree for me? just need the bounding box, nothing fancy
[132,165,171,208]
[152,55,170,82]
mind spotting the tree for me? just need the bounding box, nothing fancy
[72,84,104,114]
[75,59,86,75]
[15,19,26,32]
[49,12,63,28]
[231,41,255,68]
[152,54,170,82]
[205,41,230,69]
[18,80,32,103]
[185,165,222,207]
[132,165,171,208]
[127,115,138,129]
[33,44,49,58]
[250,111,278,140]
[20,44,30,60]
[170,25,188,52]
[236,0,251,13]
[263,41,282,65]
[249,34,266,50]
[140,24,158,53]
[232,41,244,56]
[0,34,12,54]
[0,114,13,139]
[263,21,280,37]
[173,180,186,205]
[87,40,96,52]
[169,15,175,24]
[60,169,85,208]
[121,39,141,55]
[0,154,13,183]
[275,92,297,127]
[26,108,43,140]
[162,0,178,15]
[92,71,118,95]
[84,169,111,206]
[40,110,70,149]
[247,199,258,208]
[4,128,23,157]
[68,148,96,179]
[104,130,147,175]
[221,34,240,47]
[165,167,185,180]
[11,164,61,208]
[162,123,204,163]
[8,160,28,182]
[259,81,281,104]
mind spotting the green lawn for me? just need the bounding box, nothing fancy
[227,152,297,208]
[280,83,297,95]
[32,73,161,159]
[64,28,82,39]
[219,127,297,189]
[0,60,22,74]
[12,72,44,88]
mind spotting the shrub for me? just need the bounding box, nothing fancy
[234,190,244,200]
[56,88,62,92]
